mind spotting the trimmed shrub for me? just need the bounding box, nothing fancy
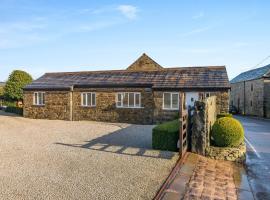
[5,106,23,115]
[217,113,233,119]
[212,117,244,147]
[152,120,179,152]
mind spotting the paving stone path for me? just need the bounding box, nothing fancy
[160,153,254,200]
[183,157,237,200]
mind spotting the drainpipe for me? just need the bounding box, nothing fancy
[70,86,74,121]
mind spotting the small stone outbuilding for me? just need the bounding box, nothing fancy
[23,54,230,124]
[230,64,270,118]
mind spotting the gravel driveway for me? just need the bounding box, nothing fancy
[0,111,178,200]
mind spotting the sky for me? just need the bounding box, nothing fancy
[0,0,270,81]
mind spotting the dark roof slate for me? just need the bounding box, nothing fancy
[230,64,270,83]
[24,66,230,90]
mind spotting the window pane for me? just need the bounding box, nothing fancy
[82,93,86,106]
[117,93,122,107]
[135,93,140,107]
[87,93,91,106]
[172,93,179,109]
[41,93,45,105]
[123,93,128,107]
[164,93,171,109]
[38,92,42,105]
[34,93,38,105]
[92,93,96,106]
[129,93,135,107]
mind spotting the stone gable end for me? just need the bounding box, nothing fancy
[126,53,163,71]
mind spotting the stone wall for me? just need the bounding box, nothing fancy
[23,89,229,124]
[23,91,71,120]
[72,88,154,124]
[214,91,229,113]
[245,79,264,117]
[264,78,270,118]
[230,82,245,114]
[230,79,265,117]
[206,143,246,163]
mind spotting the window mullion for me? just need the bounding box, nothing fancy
[171,93,173,109]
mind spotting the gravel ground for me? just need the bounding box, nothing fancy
[0,111,178,200]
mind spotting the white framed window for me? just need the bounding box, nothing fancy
[163,92,179,110]
[81,92,96,107]
[205,92,211,98]
[33,92,45,105]
[116,92,141,108]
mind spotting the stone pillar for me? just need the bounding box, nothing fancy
[191,101,207,155]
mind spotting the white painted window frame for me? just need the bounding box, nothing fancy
[33,92,45,106]
[163,92,179,110]
[81,92,96,107]
[116,92,142,108]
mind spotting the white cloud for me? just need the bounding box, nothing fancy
[192,11,205,20]
[117,5,138,20]
[179,26,211,37]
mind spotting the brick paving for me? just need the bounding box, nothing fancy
[159,153,254,200]
[183,157,237,200]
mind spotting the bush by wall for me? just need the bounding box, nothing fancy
[152,120,179,152]
[5,106,23,115]
[217,113,233,119]
[212,117,244,147]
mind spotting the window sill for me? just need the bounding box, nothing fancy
[162,108,179,111]
[32,105,45,107]
[80,106,96,108]
[116,107,144,109]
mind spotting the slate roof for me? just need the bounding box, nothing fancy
[24,66,230,90]
[230,64,270,84]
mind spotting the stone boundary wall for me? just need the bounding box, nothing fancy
[206,143,246,163]
[191,96,246,162]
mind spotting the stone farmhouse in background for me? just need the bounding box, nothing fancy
[230,64,270,118]
[23,54,230,124]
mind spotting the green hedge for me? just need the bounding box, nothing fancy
[5,106,23,115]
[152,120,179,152]
[217,113,233,119]
[212,117,244,147]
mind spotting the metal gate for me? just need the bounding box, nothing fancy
[179,93,188,158]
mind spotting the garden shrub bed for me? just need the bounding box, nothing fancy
[152,120,179,152]
[5,106,23,115]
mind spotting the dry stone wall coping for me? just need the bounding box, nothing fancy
[205,142,246,163]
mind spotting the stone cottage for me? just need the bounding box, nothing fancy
[23,54,230,124]
[230,64,270,118]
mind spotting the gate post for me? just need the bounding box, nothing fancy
[179,92,188,157]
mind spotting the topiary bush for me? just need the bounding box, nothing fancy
[217,113,233,119]
[212,117,244,147]
[152,120,179,152]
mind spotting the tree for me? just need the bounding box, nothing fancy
[4,70,33,101]
[0,86,4,97]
